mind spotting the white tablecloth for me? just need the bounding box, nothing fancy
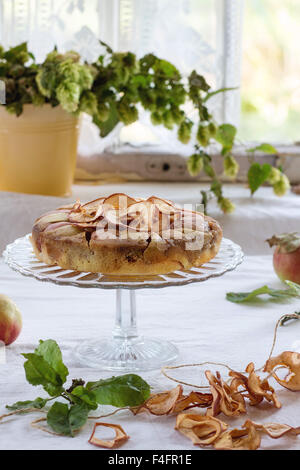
[0,184,300,450]
[1,255,300,450]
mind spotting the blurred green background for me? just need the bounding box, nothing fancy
[240,0,300,143]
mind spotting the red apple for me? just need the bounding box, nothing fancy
[0,295,22,345]
[267,233,300,284]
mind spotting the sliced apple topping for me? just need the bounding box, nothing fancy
[43,223,82,238]
[147,196,181,215]
[36,211,70,226]
[103,193,137,209]
[37,194,208,246]
[68,197,105,223]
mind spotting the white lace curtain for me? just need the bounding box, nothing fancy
[0,0,244,155]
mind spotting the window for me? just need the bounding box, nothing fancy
[2,1,298,149]
[240,0,300,143]
[0,0,243,155]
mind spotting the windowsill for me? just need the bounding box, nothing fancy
[75,143,300,184]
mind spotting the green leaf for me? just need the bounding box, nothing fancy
[22,339,68,397]
[71,386,98,410]
[153,59,179,78]
[93,101,119,137]
[86,374,150,407]
[47,402,89,437]
[99,40,113,54]
[247,162,272,195]
[68,403,89,434]
[35,340,69,384]
[22,353,64,397]
[227,286,275,303]
[4,42,29,63]
[285,280,300,296]
[6,397,48,411]
[47,402,70,436]
[226,281,300,303]
[215,124,237,154]
[247,143,277,154]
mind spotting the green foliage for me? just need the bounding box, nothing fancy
[47,402,89,437]
[224,155,239,179]
[178,120,193,144]
[22,339,68,397]
[227,281,300,303]
[187,152,204,177]
[36,50,95,113]
[247,163,272,195]
[0,43,43,116]
[86,374,151,407]
[6,397,48,411]
[273,174,290,196]
[267,167,281,185]
[0,41,290,213]
[247,143,277,154]
[6,339,151,437]
[70,386,98,410]
[215,124,237,155]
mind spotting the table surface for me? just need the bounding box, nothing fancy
[0,183,300,450]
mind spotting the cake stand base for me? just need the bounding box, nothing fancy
[74,336,179,371]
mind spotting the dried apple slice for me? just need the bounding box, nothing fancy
[36,211,70,227]
[102,195,139,228]
[173,391,213,413]
[205,370,246,417]
[264,351,300,391]
[133,385,184,415]
[127,202,158,233]
[147,196,180,215]
[104,193,137,209]
[229,362,281,409]
[252,421,300,439]
[89,422,129,449]
[175,413,228,446]
[213,420,261,450]
[69,198,104,223]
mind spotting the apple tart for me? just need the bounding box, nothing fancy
[31,194,222,275]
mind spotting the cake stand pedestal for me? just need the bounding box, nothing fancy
[75,289,178,370]
[3,235,243,371]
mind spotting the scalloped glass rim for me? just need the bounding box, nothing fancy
[3,235,244,290]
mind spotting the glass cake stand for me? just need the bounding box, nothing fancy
[3,235,243,371]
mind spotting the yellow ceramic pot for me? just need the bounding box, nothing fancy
[0,104,79,196]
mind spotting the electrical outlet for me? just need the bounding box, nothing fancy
[146,155,190,179]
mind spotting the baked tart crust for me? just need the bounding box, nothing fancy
[31,194,222,275]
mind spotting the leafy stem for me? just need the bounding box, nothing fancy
[4,339,151,437]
